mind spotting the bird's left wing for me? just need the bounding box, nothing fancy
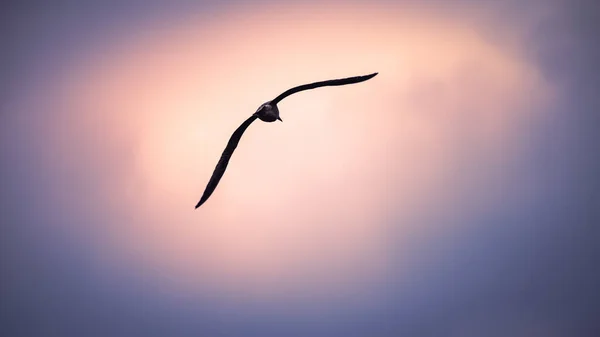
[195,114,258,209]
[271,72,378,104]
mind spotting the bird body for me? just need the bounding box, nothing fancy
[255,102,281,122]
[195,72,378,209]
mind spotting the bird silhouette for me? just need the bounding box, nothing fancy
[195,72,378,209]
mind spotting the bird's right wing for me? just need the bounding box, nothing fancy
[271,72,378,104]
[195,114,258,209]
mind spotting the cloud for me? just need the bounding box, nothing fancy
[19,1,553,302]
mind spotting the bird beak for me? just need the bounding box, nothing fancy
[277,116,283,122]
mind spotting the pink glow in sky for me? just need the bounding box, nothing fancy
[33,1,553,302]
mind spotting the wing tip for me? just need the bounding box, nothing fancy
[357,72,378,82]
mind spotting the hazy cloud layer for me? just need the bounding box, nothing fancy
[1,0,598,336]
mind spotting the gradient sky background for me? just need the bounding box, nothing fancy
[1,0,599,336]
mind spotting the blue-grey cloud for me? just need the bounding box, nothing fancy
[1,0,598,336]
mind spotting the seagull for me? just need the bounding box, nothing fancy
[195,72,378,209]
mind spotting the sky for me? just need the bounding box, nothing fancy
[1,0,599,336]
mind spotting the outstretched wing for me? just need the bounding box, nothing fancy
[271,72,378,104]
[195,114,258,209]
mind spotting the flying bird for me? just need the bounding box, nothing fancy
[195,72,378,209]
